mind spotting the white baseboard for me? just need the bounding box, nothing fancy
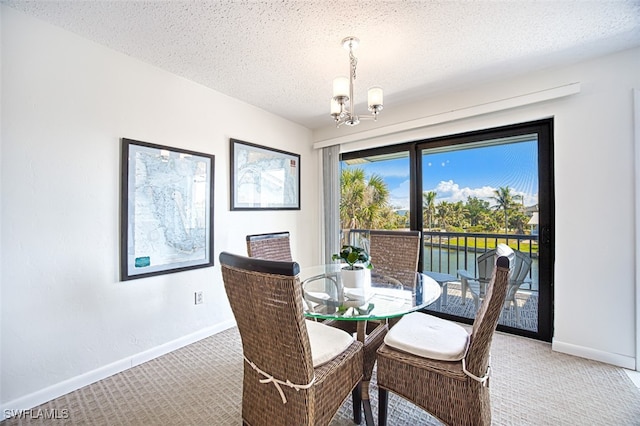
[1,321,236,418]
[624,369,640,388]
[552,339,636,370]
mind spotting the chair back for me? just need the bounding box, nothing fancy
[510,250,533,285]
[476,250,496,285]
[219,252,314,401]
[476,244,532,294]
[246,231,293,261]
[466,256,510,378]
[368,230,421,287]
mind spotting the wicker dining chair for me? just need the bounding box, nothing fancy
[219,252,363,426]
[376,256,510,426]
[369,230,422,293]
[325,230,421,422]
[246,231,293,261]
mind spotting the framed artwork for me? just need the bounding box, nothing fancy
[230,138,300,210]
[120,138,215,281]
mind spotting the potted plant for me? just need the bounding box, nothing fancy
[331,245,373,270]
[332,245,373,297]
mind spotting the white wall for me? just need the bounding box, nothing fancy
[314,47,640,370]
[0,6,319,410]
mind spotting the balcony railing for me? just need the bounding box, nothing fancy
[344,229,539,293]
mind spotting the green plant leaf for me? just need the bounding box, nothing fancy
[331,244,373,269]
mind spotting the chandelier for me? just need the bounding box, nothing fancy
[330,36,383,127]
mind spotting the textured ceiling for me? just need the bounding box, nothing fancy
[4,0,640,129]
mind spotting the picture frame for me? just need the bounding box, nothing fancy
[230,138,300,210]
[120,138,215,281]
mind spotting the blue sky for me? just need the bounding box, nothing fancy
[342,141,538,210]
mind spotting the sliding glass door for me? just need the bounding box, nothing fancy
[339,119,553,341]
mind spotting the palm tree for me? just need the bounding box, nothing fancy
[340,168,366,229]
[466,196,490,227]
[339,168,390,230]
[450,201,468,229]
[422,191,437,230]
[491,186,523,234]
[435,201,454,230]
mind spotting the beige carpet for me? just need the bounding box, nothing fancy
[3,327,639,425]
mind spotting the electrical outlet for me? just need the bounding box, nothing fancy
[195,291,203,305]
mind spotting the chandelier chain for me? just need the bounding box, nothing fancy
[350,49,357,81]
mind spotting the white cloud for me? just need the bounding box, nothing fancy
[388,179,410,209]
[428,180,538,207]
[386,179,538,211]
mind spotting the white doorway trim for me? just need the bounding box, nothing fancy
[634,88,639,371]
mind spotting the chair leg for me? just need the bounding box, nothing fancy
[352,382,362,424]
[460,278,467,304]
[378,387,388,426]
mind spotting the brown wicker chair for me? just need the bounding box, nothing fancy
[219,251,363,426]
[369,230,422,292]
[325,230,421,424]
[376,256,510,426]
[246,231,293,261]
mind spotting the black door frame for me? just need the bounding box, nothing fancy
[340,119,554,342]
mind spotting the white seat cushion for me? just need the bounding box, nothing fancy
[384,312,470,361]
[305,319,355,367]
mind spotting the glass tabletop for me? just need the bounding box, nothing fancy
[300,264,441,321]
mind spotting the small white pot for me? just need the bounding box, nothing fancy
[340,266,372,303]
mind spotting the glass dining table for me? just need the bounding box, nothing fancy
[299,264,442,426]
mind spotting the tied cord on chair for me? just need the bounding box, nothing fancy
[462,355,491,386]
[243,356,316,404]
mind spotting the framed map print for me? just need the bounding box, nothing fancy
[230,138,300,210]
[120,138,215,281]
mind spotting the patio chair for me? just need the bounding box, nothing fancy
[376,256,510,426]
[246,231,293,261]
[457,244,532,323]
[219,252,364,426]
